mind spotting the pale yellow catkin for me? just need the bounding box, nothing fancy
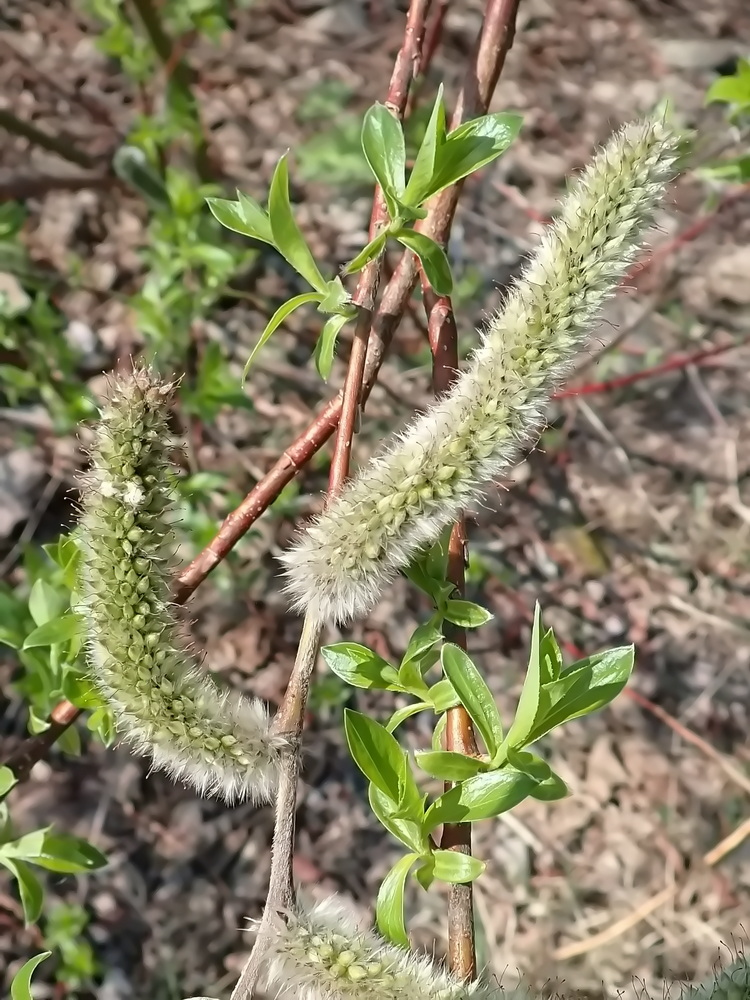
[282,119,678,624]
[79,369,288,803]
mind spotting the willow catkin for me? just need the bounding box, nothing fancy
[282,119,678,625]
[260,896,499,1000]
[78,369,288,803]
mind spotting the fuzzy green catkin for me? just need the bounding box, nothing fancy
[79,369,287,803]
[260,896,499,1000]
[282,119,678,625]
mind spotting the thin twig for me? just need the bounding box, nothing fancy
[553,814,750,960]
[0,172,118,202]
[419,0,522,975]
[425,282,480,979]
[228,5,430,997]
[0,108,96,170]
[626,688,750,798]
[553,335,748,400]
[128,0,213,180]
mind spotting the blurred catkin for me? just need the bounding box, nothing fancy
[78,369,287,803]
[282,118,678,624]
[261,896,498,1000]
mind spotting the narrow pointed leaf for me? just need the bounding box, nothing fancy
[423,112,522,200]
[424,769,536,832]
[242,292,320,382]
[376,852,418,947]
[321,642,401,691]
[10,952,52,1000]
[403,85,447,206]
[313,312,349,380]
[431,849,486,884]
[206,194,273,244]
[441,644,503,757]
[395,229,453,295]
[361,103,406,216]
[414,750,489,782]
[268,155,328,292]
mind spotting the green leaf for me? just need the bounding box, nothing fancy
[28,579,66,628]
[23,612,84,650]
[206,192,274,244]
[528,645,635,744]
[426,678,461,712]
[242,292,321,382]
[397,658,430,698]
[87,706,114,747]
[368,784,426,854]
[500,602,544,757]
[529,771,568,801]
[699,155,750,183]
[10,951,52,1000]
[444,600,493,629]
[386,702,431,733]
[424,769,536,832]
[505,747,550,782]
[431,849,486,884]
[414,855,435,891]
[344,710,419,813]
[55,724,81,757]
[0,857,43,924]
[313,312,349,381]
[424,112,522,199]
[432,711,448,751]
[343,232,387,275]
[2,829,47,859]
[268,154,328,293]
[400,619,443,668]
[360,103,406,218]
[394,229,453,295]
[321,642,401,691]
[30,832,108,874]
[414,750,489,782]
[316,276,353,315]
[0,766,17,797]
[539,625,563,687]
[112,145,169,210]
[705,60,750,108]
[376,853,418,947]
[441,644,503,757]
[403,85,447,206]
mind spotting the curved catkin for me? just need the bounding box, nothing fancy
[79,369,287,804]
[260,896,499,1000]
[282,118,678,624]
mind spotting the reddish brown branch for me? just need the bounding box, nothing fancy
[421,0,522,978]
[553,335,747,400]
[426,282,480,979]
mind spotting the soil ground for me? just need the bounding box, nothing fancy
[1,0,750,998]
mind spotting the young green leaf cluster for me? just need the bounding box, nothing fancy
[260,895,498,1000]
[282,118,678,626]
[327,593,634,942]
[78,369,287,803]
[207,89,521,378]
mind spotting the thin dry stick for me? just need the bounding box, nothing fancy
[553,814,750,961]
[425,282,481,979]
[0,108,96,170]
[625,688,750,798]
